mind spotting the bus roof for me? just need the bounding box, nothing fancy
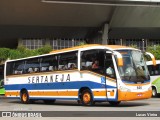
[146,60,160,65]
[49,44,137,54]
[6,44,138,62]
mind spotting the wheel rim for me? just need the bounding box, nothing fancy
[22,93,27,102]
[83,92,91,103]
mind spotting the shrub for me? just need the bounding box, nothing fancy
[35,45,52,55]
[0,45,53,62]
[0,48,10,60]
[146,45,160,60]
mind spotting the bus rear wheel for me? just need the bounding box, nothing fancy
[152,87,158,97]
[20,90,30,104]
[81,89,94,106]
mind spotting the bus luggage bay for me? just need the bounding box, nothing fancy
[4,44,156,105]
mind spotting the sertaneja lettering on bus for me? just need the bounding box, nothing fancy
[28,74,70,83]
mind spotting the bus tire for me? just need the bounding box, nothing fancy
[109,101,121,106]
[43,100,56,104]
[20,90,30,104]
[81,89,94,106]
[152,87,158,97]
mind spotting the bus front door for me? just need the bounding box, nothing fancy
[105,53,117,101]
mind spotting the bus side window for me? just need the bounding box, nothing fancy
[81,49,105,75]
[154,65,159,75]
[28,68,33,73]
[41,66,48,72]
[40,55,57,72]
[147,65,152,75]
[6,62,14,75]
[58,51,78,71]
[13,60,24,75]
[25,58,40,73]
[49,66,54,71]
[81,50,97,70]
[105,55,116,79]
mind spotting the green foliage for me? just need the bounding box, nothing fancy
[0,45,52,62]
[77,42,87,46]
[146,45,160,60]
[35,45,52,55]
[128,44,138,49]
[9,49,22,59]
[0,48,10,60]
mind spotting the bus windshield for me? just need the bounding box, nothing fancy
[116,50,150,83]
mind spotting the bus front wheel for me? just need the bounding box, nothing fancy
[81,89,94,106]
[152,87,158,97]
[20,90,30,104]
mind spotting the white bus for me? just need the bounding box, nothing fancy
[4,44,156,106]
[146,60,160,97]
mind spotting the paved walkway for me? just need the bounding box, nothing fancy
[0,94,6,99]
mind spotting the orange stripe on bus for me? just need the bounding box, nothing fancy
[93,91,106,96]
[49,44,103,54]
[49,44,128,54]
[5,91,20,96]
[105,45,131,49]
[6,91,108,97]
[110,91,114,96]
[29,91,78,96]
[5,91,79,97]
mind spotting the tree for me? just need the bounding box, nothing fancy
[146,45,160,60]
[0,45,52,63]
[35,45,52,55]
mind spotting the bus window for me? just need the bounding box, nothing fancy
[13,60,24,75]
[148,64,160,76]
[58,51,78,70]
[81,49,104,74]
[6,62,14,75]
[25,58,40,73]
[105,54,116,79]
[147,65,154,75]
[40,55,58,72]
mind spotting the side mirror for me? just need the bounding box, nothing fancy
[145,52,156,66]
[113,51,123,67]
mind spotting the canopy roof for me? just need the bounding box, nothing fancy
[1,0,160,48]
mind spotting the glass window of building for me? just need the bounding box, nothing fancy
[22,39,45,49]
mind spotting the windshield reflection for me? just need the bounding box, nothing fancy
[116,50,150,83]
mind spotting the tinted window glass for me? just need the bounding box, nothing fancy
[40,55,58,72]
[25,58,40,73]
[81,49,104,75]
[58,51,78,70]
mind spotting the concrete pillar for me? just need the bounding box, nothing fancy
[102,23,109,45]
[18,38,23,47]
[121,38,126,46]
